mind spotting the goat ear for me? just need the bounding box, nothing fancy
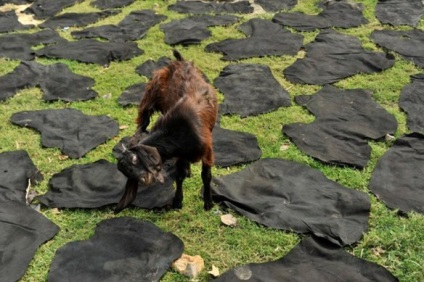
[114,178,138,214]
[139,144,159,157]
[138,144,162,166]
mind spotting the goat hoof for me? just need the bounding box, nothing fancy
[172,199,183,209]
[204,201,213,211]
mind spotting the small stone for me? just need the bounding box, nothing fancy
[26,189,37,205]
[220,213,237,227]
[172,254,205,278]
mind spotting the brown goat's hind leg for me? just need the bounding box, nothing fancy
[130,109,153,146]
[202,163,213,211]
[173,159,189,209]
[137,108,153,134]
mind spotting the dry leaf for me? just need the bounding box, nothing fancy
[119,125,129,130]
[372,247,385,257]
[280,143,290,151]
[102,93,112,99]
[385,134,395,142]
[58,155,69,161]
[208,265,220,277]
[51,208,61,215]
[220,214,237,227]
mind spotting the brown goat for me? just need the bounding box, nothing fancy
[115,50,218,213]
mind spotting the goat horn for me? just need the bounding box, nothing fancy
[121,143,128,152]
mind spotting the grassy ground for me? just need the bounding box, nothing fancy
[1,0,423,281]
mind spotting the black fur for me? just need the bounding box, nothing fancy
[115,50,217,213]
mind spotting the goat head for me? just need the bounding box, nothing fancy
[115,144,164,213]
[118,144,164,185]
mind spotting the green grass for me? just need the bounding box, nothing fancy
[0,0,423,281]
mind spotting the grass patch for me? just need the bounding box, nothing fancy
[0,0,422,281]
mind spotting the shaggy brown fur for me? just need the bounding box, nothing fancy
[115,50,218,213]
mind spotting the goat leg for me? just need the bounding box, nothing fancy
[173,180,183,209]
[201,163,213,211]
[173,159,189,209]
[137,107,153,134]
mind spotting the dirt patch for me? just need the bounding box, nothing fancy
[0,4,44,26]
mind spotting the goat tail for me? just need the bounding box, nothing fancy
[173,49,184,61]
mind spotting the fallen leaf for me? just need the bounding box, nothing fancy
[385,134,395,142]
[51,208,61,215]
[102,93,112,99]
[280,143,290,151]
[119,125,129,130]
[208,265,220,277]
[58,155,69,161]
[213,209,223,215]
[220,214,237,227]
[372,247,385,257]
